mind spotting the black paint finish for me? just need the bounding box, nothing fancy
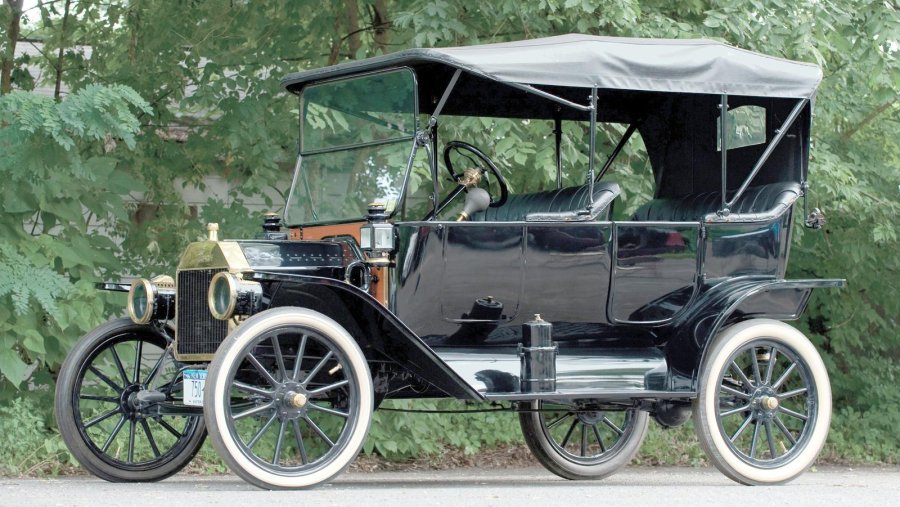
[102,200,840,402]
[383,200,841,399]
[237,240,344,278]
[395,222,616,342]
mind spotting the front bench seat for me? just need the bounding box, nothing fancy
[630,182,801,223]
[471,181,620,222]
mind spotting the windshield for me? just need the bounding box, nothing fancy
[285,69,418,225]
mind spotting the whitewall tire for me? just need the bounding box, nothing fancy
[694,319,831,485]
[204,307,373,489]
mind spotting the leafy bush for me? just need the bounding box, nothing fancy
[365,400,523,457]
[0,86,150,390]
[0,396,75,476]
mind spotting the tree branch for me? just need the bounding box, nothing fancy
[371,0,389,54]
[840,99,897,142]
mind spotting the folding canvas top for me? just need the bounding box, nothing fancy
[282,34,822,99]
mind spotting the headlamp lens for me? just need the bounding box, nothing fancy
[127,279,153,324]
[209,272,237,320]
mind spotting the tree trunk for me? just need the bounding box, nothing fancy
[328,11,342,65]
[1,0,24,95]
[54,0,72,101]
[128,6,139,64]
[345,0,360,58]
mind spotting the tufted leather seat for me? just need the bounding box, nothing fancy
[471,181,620,222]
[631,181,801,222]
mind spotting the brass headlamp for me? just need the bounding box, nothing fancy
[127,275,176,324]
[208,272,263,320]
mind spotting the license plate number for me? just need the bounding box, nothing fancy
[183,369,207,407]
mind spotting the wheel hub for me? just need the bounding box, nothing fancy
[275,382,308,420]
[750,386,779,420]
[121,384,145,419]
[576,410,604,425]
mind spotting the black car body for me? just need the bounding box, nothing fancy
[56,35,844,489]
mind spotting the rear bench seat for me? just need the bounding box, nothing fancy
[631,182,801,223]
[472,181,620,222]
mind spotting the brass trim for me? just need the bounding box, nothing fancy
[207,222,219,241]
[458,167,482,188]
[151,274,175,290]
[173,239,251,362]
[177,241,250,271]
[287,392,308,408]
[208,272,238,321]
[127,278,155,325]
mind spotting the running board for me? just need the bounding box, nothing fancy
[434,347,693,401]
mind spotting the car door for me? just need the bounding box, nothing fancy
[608,221,701,324]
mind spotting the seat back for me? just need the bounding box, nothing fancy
[471,181,620,222]
[631,182,801,222]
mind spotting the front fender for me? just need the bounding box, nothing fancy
[249,271,482,401]
[665,277,845,386]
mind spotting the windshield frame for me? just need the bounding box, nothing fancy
[284,67,420,227]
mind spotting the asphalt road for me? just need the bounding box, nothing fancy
[2,466,897,507]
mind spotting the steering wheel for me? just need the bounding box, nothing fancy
[443,141,509,208]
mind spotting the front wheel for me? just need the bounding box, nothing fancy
[519,401,649,480]
[204,307,373,490]
[694,319,832,485]
[54,319,207,482]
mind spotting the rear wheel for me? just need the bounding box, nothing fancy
[519,401,648,480]
[54,319,206,482]
[694,319,831,485]
[204,307,373,490]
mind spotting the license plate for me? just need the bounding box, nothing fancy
[183,369,207,407]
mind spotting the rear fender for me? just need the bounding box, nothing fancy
[665,277,845,387]
[249,272,482,400]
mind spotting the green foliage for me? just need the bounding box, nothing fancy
[0,396,75,476]
[0,0,896,473]
[0,83,151,389]
[365,400,522,457]
[0,243,72,322]
[825,407,900,464]
[0,84,149,151]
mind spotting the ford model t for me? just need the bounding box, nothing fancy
[55,35,844,489]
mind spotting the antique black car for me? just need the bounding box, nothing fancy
[55,34,844,489]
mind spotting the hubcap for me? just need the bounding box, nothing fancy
[122,383,145,419]
[287,391,308,409]
[760,396,779,411]
[576,411,604,425]
[273,382,309,420]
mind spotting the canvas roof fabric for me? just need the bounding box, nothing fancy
[282,34,822,99]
